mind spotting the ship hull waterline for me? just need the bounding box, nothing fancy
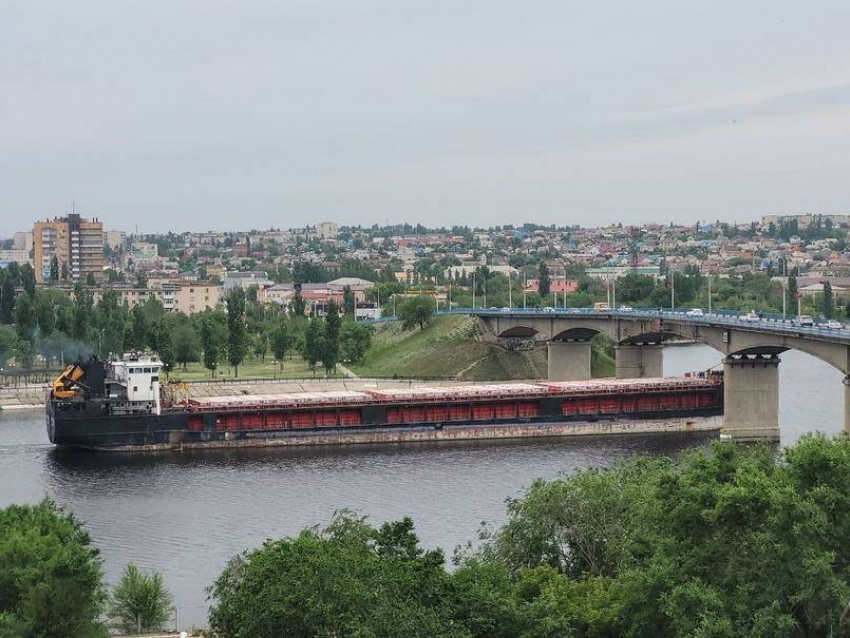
[48,406,722,452]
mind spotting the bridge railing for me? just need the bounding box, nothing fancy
[360,306,850,340]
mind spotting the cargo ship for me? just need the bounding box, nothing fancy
[46,354,724,451]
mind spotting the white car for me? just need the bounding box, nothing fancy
[618,305,633,312]
[823,320,843,330]
[741,311,760,322]
[543,306,556,313]
[796,315,814,327]
[686,308,704,317]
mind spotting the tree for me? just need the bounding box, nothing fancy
[303,318,324,372]
[0,325,15,367]
[61,262,69,281]
[72,284,93,340]
[538,262,550,297]
[35,290,56,336]
[0,275,14,324]
[343,285,355,317]
[323,300,341,375]
[271,317,289,370]
[0,500,106,638]
[226,288,248,377]
[339,321,374,364]
[208,512,457,638]
[788,274,798,299]
[477,437,850,637]
[109,564,173,635]
[49,255,59,282]
[20,263,36,297]
[398,296,434,330]
[155,320,175,377]
[822,281,834,318]
[200,314,226,377]
[86,272,96,286]
[291,289,307,317]
[129,305,149,351]
[14,292,36,343]
[173,323,200,370]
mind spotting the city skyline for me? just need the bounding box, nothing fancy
[3,1,850,235]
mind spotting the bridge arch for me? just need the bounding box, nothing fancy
[496,325,539,339]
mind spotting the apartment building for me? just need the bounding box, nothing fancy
[34,213,104,283]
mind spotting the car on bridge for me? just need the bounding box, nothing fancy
[823,320,843,330]
[686,308,704,317]
[742,311,760,323]
[794,315,814,327]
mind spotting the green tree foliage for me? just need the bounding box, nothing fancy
[476,437,850,637]
[303,318,324,372]
[14,292,36,343]
[226,288,248,376]
[398,296,435,330]
[342,285,355,316]
[0,275,15,324]
[0,325,15,366]
[95,290,127,358]
[537,262,550,297]
[208,512,460,638]
[173,322,201,370]
[109,563,173,635]
[823,281,835,318]
[129,305,149,351]
[0,500,106,638]
[34,290,56,337]
[154,319,175,376]
[20,264,36,297]
[49,255,59,282]
[339,321,374,364]
[788,274,798,298]
[72,284,93,341]
[200,312,227,377]
[271,316,289,370]
[290,289,306,317]
[323,300,341,375]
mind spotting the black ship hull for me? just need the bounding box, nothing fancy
[47,398,723,452]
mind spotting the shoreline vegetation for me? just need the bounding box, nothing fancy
[4,434,850,637]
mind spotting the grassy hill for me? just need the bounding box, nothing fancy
[352,315,614,381]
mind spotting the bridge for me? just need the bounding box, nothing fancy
[462,307,850,441]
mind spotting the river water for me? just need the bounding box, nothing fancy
[0,345,844,628]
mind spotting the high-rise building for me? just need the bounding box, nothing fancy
[34,213,104,283]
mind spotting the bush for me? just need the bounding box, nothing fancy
[109,563,174,634]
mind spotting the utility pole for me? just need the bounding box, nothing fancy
[508,272,512,309]
[523,272,527,309]
[670,270,675,310]
[707,274,712,314]
[782,281,787,319]
[612,275,617,309]
[563,263,567,308]
[483,272,487,308]
[472,272,476,309]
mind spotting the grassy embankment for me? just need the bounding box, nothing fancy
[352,315,615,381]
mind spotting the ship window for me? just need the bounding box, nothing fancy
[151,375,159,382]
[133,386,138,392]
[144,367,152,373]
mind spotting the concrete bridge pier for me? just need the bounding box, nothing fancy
[844,376,850,435]
[614,344,663,379]
[721,354,780,442]
[547,341,592,381]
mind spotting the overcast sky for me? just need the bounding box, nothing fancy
[2,1,849,235]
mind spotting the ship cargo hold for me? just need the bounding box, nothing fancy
[46,354,724,452]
